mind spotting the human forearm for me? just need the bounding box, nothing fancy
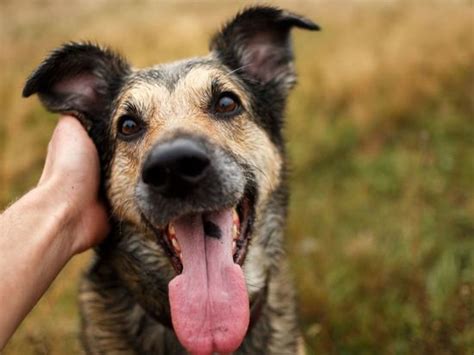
[0,182,74,349]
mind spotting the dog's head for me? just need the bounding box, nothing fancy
[24,6,318,354]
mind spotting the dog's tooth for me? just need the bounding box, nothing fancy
[168,224,175,237]
[232,209,239,224]
[171,237,181,253]
[232,224,239,240]
[232,240,237,252]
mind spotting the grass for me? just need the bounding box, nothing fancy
[1,1,473,354]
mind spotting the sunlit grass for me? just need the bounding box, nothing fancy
[1,1,473,354]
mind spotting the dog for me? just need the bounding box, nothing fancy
[23,6,319,354]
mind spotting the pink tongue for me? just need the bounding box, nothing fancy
[168,209,249,355]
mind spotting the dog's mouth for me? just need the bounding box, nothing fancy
[141,189,255,354]
[159,195,253,274]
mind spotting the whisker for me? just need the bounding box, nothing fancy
[223,63,251,78]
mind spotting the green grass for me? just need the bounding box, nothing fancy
[1,1,473,354]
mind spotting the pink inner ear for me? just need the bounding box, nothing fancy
[53,73,99,102]
[242,31,289,83]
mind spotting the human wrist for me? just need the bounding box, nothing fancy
[36,173,109,256]
[28,181,78,261]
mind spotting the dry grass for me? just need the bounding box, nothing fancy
[1,1,473,354]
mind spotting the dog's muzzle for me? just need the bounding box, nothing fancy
[136,136,254,354]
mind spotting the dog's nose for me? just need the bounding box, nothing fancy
[142,138,210,197]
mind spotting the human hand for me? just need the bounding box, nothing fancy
[0,116,109,348]
[37,116,109,254]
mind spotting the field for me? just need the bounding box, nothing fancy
[1,0,473,354]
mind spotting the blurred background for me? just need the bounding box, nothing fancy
[1,0,473,354]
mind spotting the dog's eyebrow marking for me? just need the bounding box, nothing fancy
[115,84,158,121]
[123,101,144,117]
[203,221,222,239]
[210,78,224,95]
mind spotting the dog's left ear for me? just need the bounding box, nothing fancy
[210,6,319,93]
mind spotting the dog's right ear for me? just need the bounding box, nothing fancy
[23,42,130,123]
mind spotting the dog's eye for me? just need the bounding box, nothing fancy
[215,92,240,115]
[118,116,142,138]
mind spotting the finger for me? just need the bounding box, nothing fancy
[40,116,99,187]
[55,116,99,168]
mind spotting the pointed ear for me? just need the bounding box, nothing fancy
[210,6,319,92]
[23,42,130,124]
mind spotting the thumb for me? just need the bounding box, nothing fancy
[38,118,65,186]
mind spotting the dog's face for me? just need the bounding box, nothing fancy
[24,7,318,354]
[111,61,270,241]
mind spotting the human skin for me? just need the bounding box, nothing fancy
[0,116,109,349]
